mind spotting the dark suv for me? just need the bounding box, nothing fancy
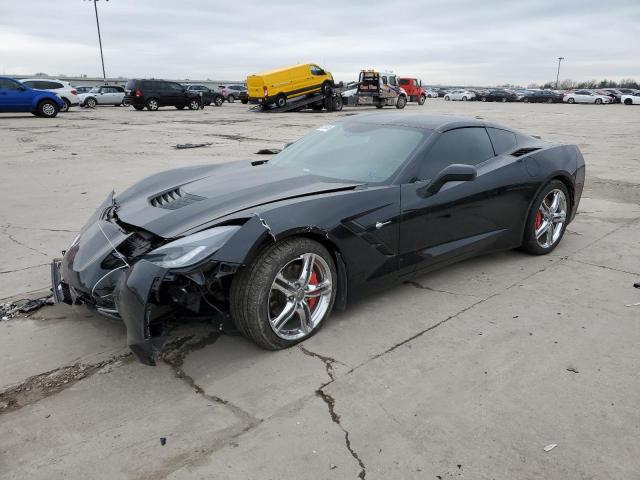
[184,84,224,106]
[124,79,202,111]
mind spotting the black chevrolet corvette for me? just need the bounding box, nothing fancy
[52,114,585,364]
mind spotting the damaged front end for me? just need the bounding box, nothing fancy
[51,193,242,365]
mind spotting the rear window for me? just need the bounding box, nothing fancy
[399,79,409,85]
[125,80,137,90]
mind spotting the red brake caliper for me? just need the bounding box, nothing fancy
[535,210,543,230]
[307,270,318,311]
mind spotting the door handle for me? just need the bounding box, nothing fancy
[375,221,391,229]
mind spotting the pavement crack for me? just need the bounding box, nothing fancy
[0,223,76,233]
[0,263,49,274]
[161,332,261,428]
[2,228,50,258]
[298,345,348,382]
[404,280,482,298]
[0,352,132,414]
[568,259,639,277]
[316,389,366,479]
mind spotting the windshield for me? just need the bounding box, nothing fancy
[270,123,429,183]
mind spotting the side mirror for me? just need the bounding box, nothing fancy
[18,86,25,92]
[424,164,477,195]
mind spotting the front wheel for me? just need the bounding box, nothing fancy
[624,98,632,105]
[396,96,407,109]
[188,99,201,110]
[37,100,59,118]
[215,96,224,107]
[230,237,337,350]
[567,98,575,104]
[595,98,602,104]
[462,96,468,101]
[227,95,235,103]
[418,94,426,105]
[521,180,570,255]
[86,97,97,108]
[60,98,70,112]
[444,95,450,101]
[275,94,287,108]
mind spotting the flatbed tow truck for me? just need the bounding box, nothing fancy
[254,69,407,113]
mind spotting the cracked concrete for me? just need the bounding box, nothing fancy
[1,101,640,479]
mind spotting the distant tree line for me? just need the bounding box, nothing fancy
[527,78,639,90]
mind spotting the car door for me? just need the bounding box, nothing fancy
[398,126,530,276]
[0,78,33,111]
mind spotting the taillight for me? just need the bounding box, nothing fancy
[135,89,142,97]
[71,89,77,95]
[263,86,268,97]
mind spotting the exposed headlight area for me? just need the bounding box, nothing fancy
[143,226,240,269]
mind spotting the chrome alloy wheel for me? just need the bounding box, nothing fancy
[42,103,56,116]
[535,189,567,249]
[268,253,333,340]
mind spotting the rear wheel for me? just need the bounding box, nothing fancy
[481,97,487,102]
[521,180,570,255]
[547,98,553,104]
[37,100,58,118]
[444,95,450,101]
[567,98,575,104]
[275,94,287,108]
[624,98,632,105]
[146,98,159,111]
[215,96,224,107]
[332,95,343,111]
[227,94,235,103]
[501,97,507,103]
[396,95,407,109]
[321,81,332,95]
[523,98,529,103]
[60,98,70,112]
[462,96,468,101]
[230,237,337,350]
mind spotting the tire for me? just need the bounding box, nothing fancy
[501,97,507,103]
[230,237,338,350]
[86,97,97,108]
[133,105,144,111]
[375,104,384,109]
[60,98,70,112]
[595,98,602,105]
[37,99,58,118]
[523,98,529,103]
[547,98,553,104]
[418,94,426,105]
[567,98,575,104]
[275,94,287,108]
[228,95,235,103]
[175,105,185,110]
[624,98,632,105]
[396,95,407,109]
[444,95,450,101]
[332,96,343,111]
[462,96,468,101]
[146,98,159,111]
[521,180,570,255]
[241,99,248,104]
[215,96,224,107]
[481,97,487,102]
[188,99,201,110]
[321,82,332,95]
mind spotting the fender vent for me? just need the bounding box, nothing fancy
[150,188,205,210]
[511,147,541,157]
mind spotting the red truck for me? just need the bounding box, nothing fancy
[398,77,426,105]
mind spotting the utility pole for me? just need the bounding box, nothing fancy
[89,0,108,81]
[555,57,564,89]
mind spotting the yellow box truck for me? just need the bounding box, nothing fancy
[246,63,334,108]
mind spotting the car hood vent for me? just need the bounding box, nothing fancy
[149,187,205,210]
[511,147,541,157]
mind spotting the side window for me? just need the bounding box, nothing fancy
[23,81,37,88]
[170,83,184,92]
[418,128,495,180]
[114,86,124,92]
[381,76,388,85]
[399,79,409,86]
[141,81,152,90]
[487,128,517,155]
[0,79,21,90]
[310,65,324,75]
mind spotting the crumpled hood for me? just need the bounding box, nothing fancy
[114,160,359,239]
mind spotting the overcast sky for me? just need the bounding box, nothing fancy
[1,0,638,86]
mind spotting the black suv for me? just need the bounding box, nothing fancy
[184,84,224,106]
[124,79,202,111]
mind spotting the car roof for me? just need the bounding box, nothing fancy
[343,113,507,133]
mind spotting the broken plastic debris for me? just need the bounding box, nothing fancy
[543,443,557,452]
[633,281,640,289]
[255,148,281,155]
[160,437,167,446]
[174,142,213,149]
[0,295,53,319]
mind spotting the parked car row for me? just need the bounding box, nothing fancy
[439,86,640,105]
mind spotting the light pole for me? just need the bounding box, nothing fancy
[555,57,564,89]
[87,0,108,81]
